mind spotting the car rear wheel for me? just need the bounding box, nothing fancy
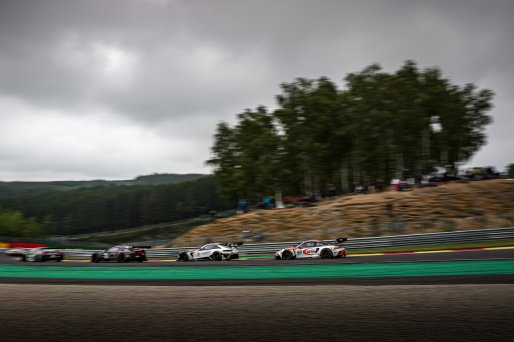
[35,255,42,262]
[117,253,127,263]
[282,250,294,260]
[211,251,222,261]
[320,249,333,259]
[227,253,239,260]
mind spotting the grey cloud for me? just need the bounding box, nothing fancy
[0,0,513,180]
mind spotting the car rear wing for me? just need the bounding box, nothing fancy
[335,237,348,244]
[132,245,152,249]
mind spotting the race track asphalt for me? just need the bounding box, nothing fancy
[1,283,513,341]
[1,249,513,285]
[2,248,513,266]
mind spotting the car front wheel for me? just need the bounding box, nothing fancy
[282,250,294,260]
[320,249,333,259]
[211,251,222,261]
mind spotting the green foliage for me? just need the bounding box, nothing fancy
[208,61,494,199]
[0,173,206,198]
[0,175,233,235]
[507,164,514,178]
[0,207,45,238]
[67,218,210,245]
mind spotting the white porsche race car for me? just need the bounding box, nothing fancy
[177,243,241,261]
[275,238,347,260]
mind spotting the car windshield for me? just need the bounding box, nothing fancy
[200,244,217,250]
[297,241,315,248]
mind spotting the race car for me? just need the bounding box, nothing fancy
[90,245,148,263]
[5,247,28,257]
[275,238,347,260]
[177,243,240,261]
[21,247,65,262]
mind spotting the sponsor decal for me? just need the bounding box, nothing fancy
[303,248,317,255]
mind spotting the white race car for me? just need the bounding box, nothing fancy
[275,238,347,260]
[5,247,27,257]
[21,247,65,262]
[177,243,240,261]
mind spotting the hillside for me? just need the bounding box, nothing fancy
[0,173,206,198]
[169,179,514,246]
[0,175,233,236]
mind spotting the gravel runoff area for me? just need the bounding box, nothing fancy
[1,284,513,341]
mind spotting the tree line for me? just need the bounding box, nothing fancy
[0,175,233,236]
[0,207,47,238]
[207,61,494,200]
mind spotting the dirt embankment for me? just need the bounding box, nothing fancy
[169,179,514,247]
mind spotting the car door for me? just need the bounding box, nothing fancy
[107,247,119,260]
[296,241,316,258]
[193,245,211,259]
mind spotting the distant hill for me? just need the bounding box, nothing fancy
[0,173,235,236]
[0,173,206,198]
[169,179,514,246]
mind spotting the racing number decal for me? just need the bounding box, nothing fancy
[303,248,317,255]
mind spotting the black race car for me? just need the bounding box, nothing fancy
[90,245,149,263]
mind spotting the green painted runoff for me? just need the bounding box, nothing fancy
[1,260,514,280]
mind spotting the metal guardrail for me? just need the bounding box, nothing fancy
[62,227,514,259]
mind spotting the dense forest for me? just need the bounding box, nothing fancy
[208,61,494,199]
[0,174,233,236]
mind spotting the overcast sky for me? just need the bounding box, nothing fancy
[0,0,512,181]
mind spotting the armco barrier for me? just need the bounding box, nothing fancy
[63,226,514,260]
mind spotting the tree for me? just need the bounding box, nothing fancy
[208,61,494,200]
[0,207,44,238]
[507,164,514,178]
[207,107,282,199]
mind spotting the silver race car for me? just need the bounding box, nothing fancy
[21,247,65,262]
[90,245,148,263]
[177,243,240,261]
[275,238,347,260]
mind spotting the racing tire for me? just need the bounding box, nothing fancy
[21,255,27,262]
[178,252,189,261]
[56,257,63,262]
[320,249,333,259]
[35,254,43,262]
[282,250,294,260]
[117,253,127,263]
[90,253,99,262]
[211,251,222,261]
[227,253,239,261]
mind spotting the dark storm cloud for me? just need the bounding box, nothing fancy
[0,0,512,180]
